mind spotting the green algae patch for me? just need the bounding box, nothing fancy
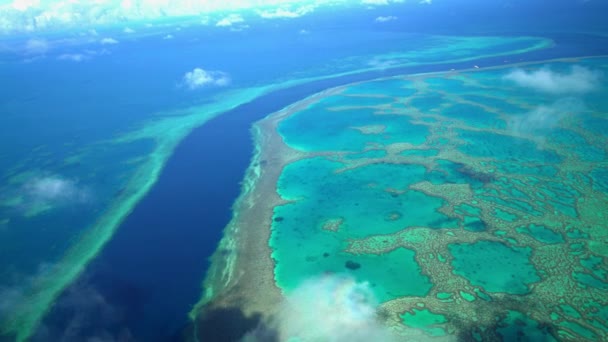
[448,241,540,294]
[590,168,608,192]
[580,256,606,279]
[573,272,608,290]
[401,308,448,337]
[460,290,476,302]
[473,288,492,301]
[493,208,518,222]
[559,320,597,340]
[463,216,486,232]
[436,292,453,302]
[516,224,564,244]
[497,311,557,341]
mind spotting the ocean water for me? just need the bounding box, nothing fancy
[261,57,608,341]
[0,1,607,342]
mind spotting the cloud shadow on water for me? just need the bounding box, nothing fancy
[193,306,276,342]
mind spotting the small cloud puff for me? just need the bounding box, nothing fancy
[362,0,405,5]
[362,0,389,4]
[100,37,119,45]
[182,68,230,89]
[375,15,397,22]
[368,57,399,69]
[123,27,135,33]
[25,176,89,203]
[258,6,315,19]
[1,175,92,217]
[24,38,50,55]
[216,14,244,27]
[57,53,88,62]
[504,65,601,94]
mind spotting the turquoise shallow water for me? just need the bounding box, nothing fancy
[271,158,450,301]
[268,57,608,340]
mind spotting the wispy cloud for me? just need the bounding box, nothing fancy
[257,5,315,19]
[508,98,586,135]
[244,275,398,341]
[504,65,601,94]
[100,37,119,45]
[57,53,88,62]
[24,176,90,204]
[375,15,397,22]
[182,68,230,89]
[216,14,245,27]
[24,38,50,55]
[362,0,405,5]
[0,1,427,34]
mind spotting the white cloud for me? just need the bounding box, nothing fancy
[362,0,404,5]
[0,1,424,34]
[243,275,398,341]
[504,65,601,94]
[99,37,118,45]
[367,57,399,69]
[11,0,41,12]
[163,34,174,40]
[509,98,585,135]
[257,5,315,19]
[182,68,230,89]
[216,14,244,27]
[24,38,49,55]
[25,176,89,203]
[57,53,87,62]
[375,15,397,22]
[299,29,310,35]
[0,174,91,217]
[420,0,432,4]
[123,27,135,33]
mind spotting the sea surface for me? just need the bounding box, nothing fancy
[0,1,607,341]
